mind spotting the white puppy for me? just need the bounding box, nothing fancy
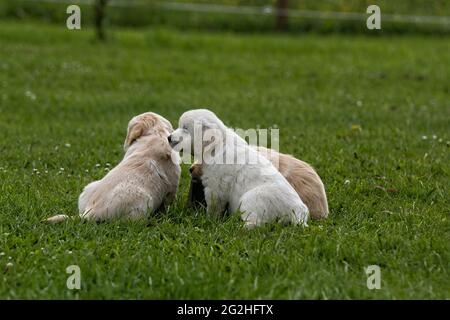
[189,147,329,219]
[169,109,309,228]
[47,112,180,222]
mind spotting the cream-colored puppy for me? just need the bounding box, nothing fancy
[189,148,328,220]
[46,112,180,222]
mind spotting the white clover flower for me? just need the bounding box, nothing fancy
[25,90,36,101]
[65,143,71,148]
[344,179,351,185]
[421,135,428,140]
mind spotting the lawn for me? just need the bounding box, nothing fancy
[0,20,449,299]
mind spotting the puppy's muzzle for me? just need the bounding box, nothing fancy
[168,134,181,148]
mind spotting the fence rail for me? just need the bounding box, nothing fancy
[16,0,450,26]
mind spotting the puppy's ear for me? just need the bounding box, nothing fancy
[202,122,211,131]
[161,117,174,134]
[154,139,173,161]
[124,122,144,150]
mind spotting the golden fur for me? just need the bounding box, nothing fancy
[255,146,328,219]
[46,112,180,223]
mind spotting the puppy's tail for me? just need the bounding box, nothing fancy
[43,214,76,224]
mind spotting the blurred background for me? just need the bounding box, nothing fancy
[1,0,449,36]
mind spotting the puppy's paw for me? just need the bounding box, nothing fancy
[241,212,260,229]
[294,204,309,226]
[244,221,259,229]
[43,214,71,224]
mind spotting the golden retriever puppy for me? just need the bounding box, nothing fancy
[254,146,328,219]
[188,146,328,220]
[46,112,180,223]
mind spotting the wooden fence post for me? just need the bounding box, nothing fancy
[94,0,108,40]
[275,0,289,31]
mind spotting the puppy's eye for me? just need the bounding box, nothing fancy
[182,125,188,130]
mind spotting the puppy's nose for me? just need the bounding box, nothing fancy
[167,135,172,143]
[189,166,194,174]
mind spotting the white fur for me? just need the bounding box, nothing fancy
[170,109,309,228]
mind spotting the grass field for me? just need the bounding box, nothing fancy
[0,21,449,299]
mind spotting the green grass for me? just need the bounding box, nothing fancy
[0,21,449,299]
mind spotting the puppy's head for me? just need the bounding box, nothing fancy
[124,112,173,151]
[168,109,226,155]
[189,163,203,182]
